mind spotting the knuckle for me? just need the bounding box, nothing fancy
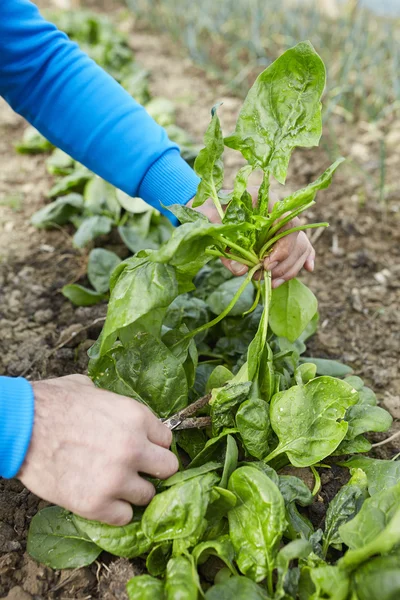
[133,483,155,506]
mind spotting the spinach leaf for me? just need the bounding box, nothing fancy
[344,405,392,439]
[126,575,164,599]
[279,475,314,540]
[87,248,121,294]
[164,294,209,334]
[62,283,107,306]
[275,539,312,599]
[299,357,353,377]
[224,41,325,185]
[339,481,400,570]
[146,543,172,577]
[73,215,113,248]
[210,381,252,433]
[27,507,101,569]
[161,461,223,487]
[267,377,359,467]
[228,466,286,582]
[206,365,234,392]
[16,125,53,154]
[193,535,237,575]
[48,168,91,197]
[354,555,400,600]
[84,176,120,220]
[188,429,238,469]
[142,472,219,543]
[175,429,207,460]
[205,576,270,599]
[299,565,350,600]
[322,468,368,555]
[165,555,200,600]
[167,203,210,224]
[193,105,224,209]
[341,457,400,496]
[236,398,270,459]
[333,435,372,456]
[220,434,238,489]
[207,277,255,317]
[73,513,151,558]
[269,279,318,343]
[31,193,83,228]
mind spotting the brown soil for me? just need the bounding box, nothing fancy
[0,1,399,598]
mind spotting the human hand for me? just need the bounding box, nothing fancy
[188,189,315,287]
[18,375,178,525]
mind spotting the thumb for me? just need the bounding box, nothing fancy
[221,257,248,276]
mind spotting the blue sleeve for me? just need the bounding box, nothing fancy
[0,377,34,479]
[0,0,200,215]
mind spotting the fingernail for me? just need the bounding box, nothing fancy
[265,260,279,271]
[230,261,247,275]
[310,259,315,271]
[273,278,285,289]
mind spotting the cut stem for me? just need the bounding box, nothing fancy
[267,201,316,239]
[217,234,259,264]
[260,223,329,257]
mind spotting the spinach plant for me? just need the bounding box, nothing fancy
[27,41,396,600]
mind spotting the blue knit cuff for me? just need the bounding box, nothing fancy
[0,377,35,479]
[139,149,200,224]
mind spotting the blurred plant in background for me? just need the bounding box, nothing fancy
[126,0,400,125]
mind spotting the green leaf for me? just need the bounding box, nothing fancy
[225,41,325,183]
[165,555,200,600]
[142,472,219,543]
[268,377,359,467]
[210,381,252,433]
[16,126,53,154]
[236,398,270,459]
[220,435,238,489]
[269,279,318,343]
[87,248,121,294]
[116,190,152,213]
[278,475,314,540]
[164,294,209,335]
[333,435,372,456]
[207,277,255,317]
[27,507,101,569]
[46,148,74,176]
[193,105,224,208]
[339,481,400,570]
[300,565,350,600]
[340,457,400,496]
[205,576,270,599]
[31,193,83,229]
[354,555,400,600]
[73,215,113,248]
[344,405,392,440]
[90,331,188,418]
[299,357,353,377]
[322,469,368,555]
[126,575,164,600]
[161,461,223,487]
[146,543,172,577]
[189,428,238,469]
[61,284,107,306]
[73,513,151,558]
[206,365,234,393]
[48,168,91,197]
[167,204,210,224]
[83,177,120,220]
[269,158,344,222]
[275,539,312,599]
[193,535,237,574]
[228,466,286,582]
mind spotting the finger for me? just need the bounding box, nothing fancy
[59,374,95,387]
[220,257,248,276]
[139,444,179,480]
[88,499,133,526]
[304,247,316,272]
[270,242,311,280]
[122,475,156,507]
[272,249,311,288]
[146,416,173,449]
[264,232,299,268]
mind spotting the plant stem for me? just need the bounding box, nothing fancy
[211,183,225,220]
[216,234,259,264]
[186,263,262,339]
[259,223,329,257]
[267,569,274,597]
[205,248,255,268]
[267,201,316,239]
[242,281,261,315]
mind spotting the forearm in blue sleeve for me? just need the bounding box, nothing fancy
[0,377,34,479]
[0,0,200,214]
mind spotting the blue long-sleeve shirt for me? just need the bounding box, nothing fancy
[0,0,200,479]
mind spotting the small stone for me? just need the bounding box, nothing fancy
[0,522,21,553]
[5,586,32,600]
[33,308,53,325]
[381,394,400,420]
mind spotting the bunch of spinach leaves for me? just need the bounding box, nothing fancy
[27,41,398,600]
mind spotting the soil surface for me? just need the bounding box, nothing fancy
[0,1,399,597]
